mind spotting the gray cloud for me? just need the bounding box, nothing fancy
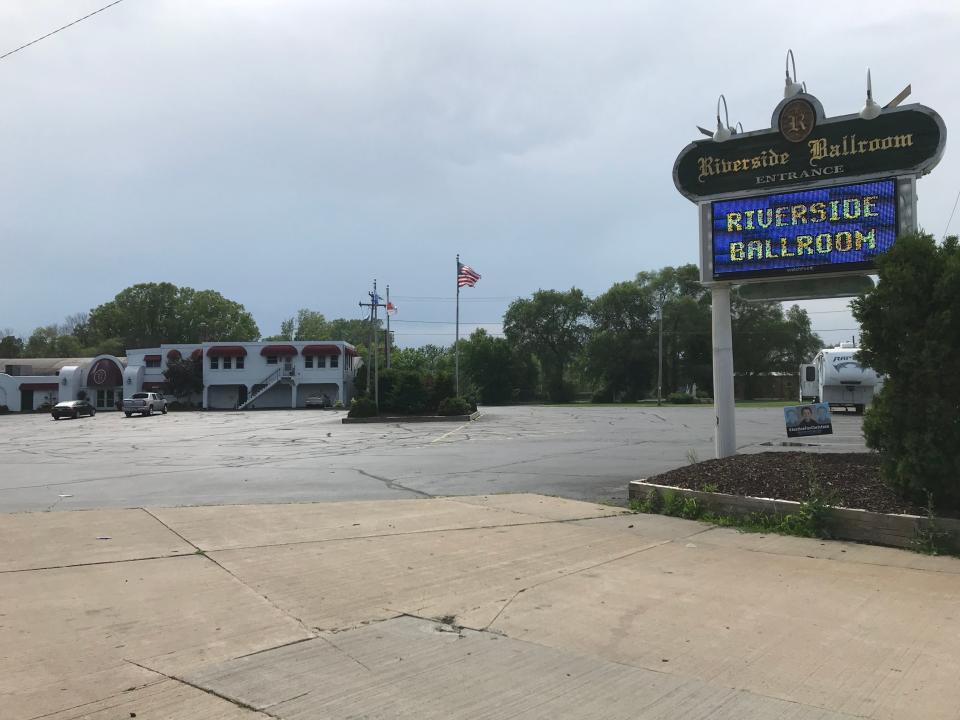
[1,0,957,347]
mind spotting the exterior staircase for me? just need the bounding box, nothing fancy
[237,363,295,410]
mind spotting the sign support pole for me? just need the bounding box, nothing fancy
[711,285,736,458]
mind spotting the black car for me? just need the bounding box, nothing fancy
[51,400,97,420]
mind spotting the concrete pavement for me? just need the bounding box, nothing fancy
[3,494,959,719]
[0,405,868,511]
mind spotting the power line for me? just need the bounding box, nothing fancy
[0,0,129,63]
[943,187,960,240]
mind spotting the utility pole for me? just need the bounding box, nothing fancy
[657,305,663,406]
[358,280,388,408]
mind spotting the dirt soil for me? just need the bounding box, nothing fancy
[648,452,922,516]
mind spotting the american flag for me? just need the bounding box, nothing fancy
[457,262,481,288]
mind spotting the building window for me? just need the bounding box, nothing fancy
[223,357,232,370]
[266,355,277,365]
[145,358,161,369]
[210,356,219,369]
[236,356,244,369]
[317,355,326,369]
[305,356,313,368]
[330,354,338,368]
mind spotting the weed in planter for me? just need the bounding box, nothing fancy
[913,492,954,556]
[700,482,719,494]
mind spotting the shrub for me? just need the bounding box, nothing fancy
[333,400,344,409]
[348,397,378,418]
[380,369,427,415]
[852,233,960,511]
[667,391,697,404]
[438,397,474,416]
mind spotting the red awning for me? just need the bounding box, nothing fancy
[302,344,341,356]
[166,349,182,361]
[344,347,360,358]
[19,382,58,391]
[260,345,298,356]
[206,346,248,357]
[142,381,166,391]
[145,354,161,362]
[190,348,203,360]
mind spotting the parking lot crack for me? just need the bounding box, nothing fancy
[352,468,433,498]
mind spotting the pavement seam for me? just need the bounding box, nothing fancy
[481,524,718,632]
[480,538,674,631]
[0,551,196,574]
[139,507,203,551]
[123,659,280,718]
[186,510,634,554]
[25,677,168,720]
[141,507,319,638]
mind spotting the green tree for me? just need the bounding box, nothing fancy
[636,265,712,395]
[504,288,590,401]
[731,294,820,399]
[0,335,24,358]
[585,281,656,401]
[851,232,960,511]
[163,358,204,401]
[86,283,259,348]
[460,329,516,404]
[391,345,453,375]
[24,325,59,356]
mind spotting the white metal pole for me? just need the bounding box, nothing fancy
[373,279,379,410]
[711,285,736,458]
[385,285,391,369]
[455,254,460,397]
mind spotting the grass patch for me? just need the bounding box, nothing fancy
[630,484,833,540]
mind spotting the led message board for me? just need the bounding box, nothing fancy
[710,179,897,281]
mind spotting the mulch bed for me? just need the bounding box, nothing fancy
[647,452,923,516]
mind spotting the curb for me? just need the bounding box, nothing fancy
[628,479,960,552]
[342,411,480,425]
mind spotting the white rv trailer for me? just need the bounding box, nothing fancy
[799,342,884,414]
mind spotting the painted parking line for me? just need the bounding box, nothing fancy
[431,424,467,443]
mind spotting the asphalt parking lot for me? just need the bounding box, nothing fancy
[0,405,866,512]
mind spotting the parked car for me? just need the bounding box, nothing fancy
[305,394,332,408]
[51,400,96,420]
[123,392,168,417]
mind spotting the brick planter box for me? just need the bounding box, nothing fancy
[629,479,960,552]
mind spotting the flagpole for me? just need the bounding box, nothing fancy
[455,254,460,397]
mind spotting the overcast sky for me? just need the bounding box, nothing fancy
[1,0,957,348]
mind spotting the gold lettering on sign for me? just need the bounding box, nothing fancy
[808,133,913,167]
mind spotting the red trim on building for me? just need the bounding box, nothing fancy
[344,347,360,358]
[301,344,341,356]
[260,345,298,356]
[166,349,182,360]
[19,382,58,391]
[144,354,161,362]
[206,346,248,357]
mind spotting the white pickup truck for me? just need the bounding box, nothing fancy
[123,392,168,417]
